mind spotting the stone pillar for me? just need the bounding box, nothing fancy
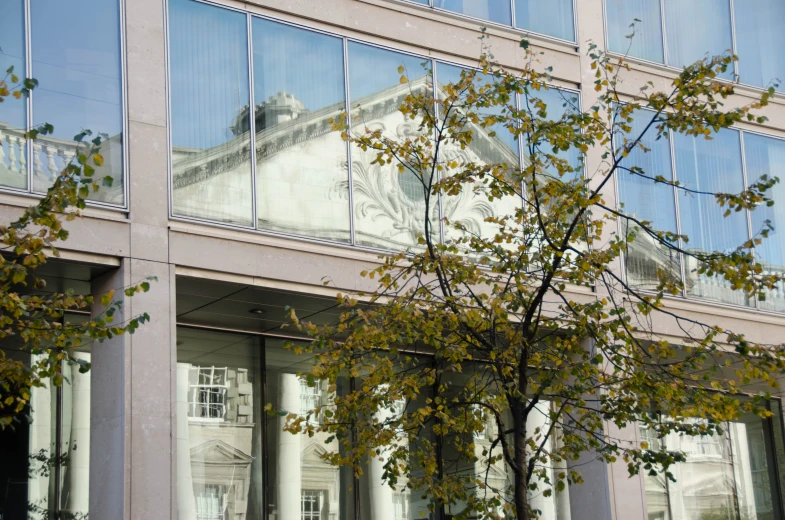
[90,260,176,520]
[176,363,197,520]
[277,373,302,520]
[90,264,130,519]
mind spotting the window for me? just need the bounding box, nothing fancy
[616,109,785,311]
[642,409,785,520]
[251,18,350,241]
[0,0,124,203]
[743,133,785,312]
[167,0,580,252]
[424,0,576,41]
[195,484,227,520]
[176,328,262,520]
[300,378,322,414]
[605,0,785,89]
[301,490,324,520]
[188,366,229,420]
[0,322,91,519]
[169,0,253,225]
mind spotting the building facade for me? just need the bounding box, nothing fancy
[1,0,785,519]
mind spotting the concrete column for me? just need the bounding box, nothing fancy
[176,363,197,520]
[90,263,131,520]
[90,259,176,520]
[277,373,302,520]
[63,351,91,516]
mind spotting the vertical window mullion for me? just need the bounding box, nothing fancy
[738,130,756,308]
[247,13,258,230]
[343,37,356,246]
[433,59,445,245]
[728,0,739,80]
[510,0,516,28]
[669,129,687,297]
[659,0,669,67]
[24,0,33,193]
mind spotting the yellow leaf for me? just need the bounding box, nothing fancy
[93,153,104,166]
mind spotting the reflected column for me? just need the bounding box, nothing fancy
[176,362,196,520]
[63,352,91,516]
[277,373,302,519]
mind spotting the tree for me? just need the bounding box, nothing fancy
[0,67,153,431]
[282,30,785,520]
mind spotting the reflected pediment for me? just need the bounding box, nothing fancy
[191,439,253,465]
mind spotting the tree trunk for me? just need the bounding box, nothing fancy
[512,402,529,520]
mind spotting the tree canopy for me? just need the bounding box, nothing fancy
[283,34,785,520]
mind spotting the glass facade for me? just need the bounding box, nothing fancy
[0,0,124,203]
[642,408,785,520]
[606,0,785,89]
[0,321,91,520]
[427,0,575,41]
[617,110,785,310]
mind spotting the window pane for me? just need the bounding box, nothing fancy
[643,412,785,520]
[176,327,264,520]
[434,0,512,25]
[436,63,521,250]
[0,339,91,519]
[265,339,345,520]
[170,0,253,225]
[348,42,436,250]
[734,0,785,89]
[515,0,575,41]
[0,0,28,190]
[616,109,681,291]
[674,129,748,306]
[30,0,124,204]
[743,133,785,312]
[252,19,350,242]
[605,0,665,63]
[663,0,733,77]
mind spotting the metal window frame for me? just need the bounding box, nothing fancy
[601,0,776,94]
[164,0,579,257]
[6,0,130,211]
[396,0,579,46]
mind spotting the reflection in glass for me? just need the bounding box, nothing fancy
[674,130,748,305]
[616,109,681,291]
[515,0,575,41]
[643,411,784,520]
[30,0,124,204]
[605,0,664,63]
[348,42,436,250]
[436,63,521,250]
[520,87,582,183]
[252,19,350,241]
[0,338,90,519]
[734,0,785,90]
[438,366,571,519]
[0,0,27,190]
[176,327,264,520]
[358,356,435,519]
[433,0,512,25]
[743,133,785,312]
[663,0,733,78]
[169,0,253,225]
[266,339,345,520]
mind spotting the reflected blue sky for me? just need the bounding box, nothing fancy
[31,0,123,141]
[0,0,26,130]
